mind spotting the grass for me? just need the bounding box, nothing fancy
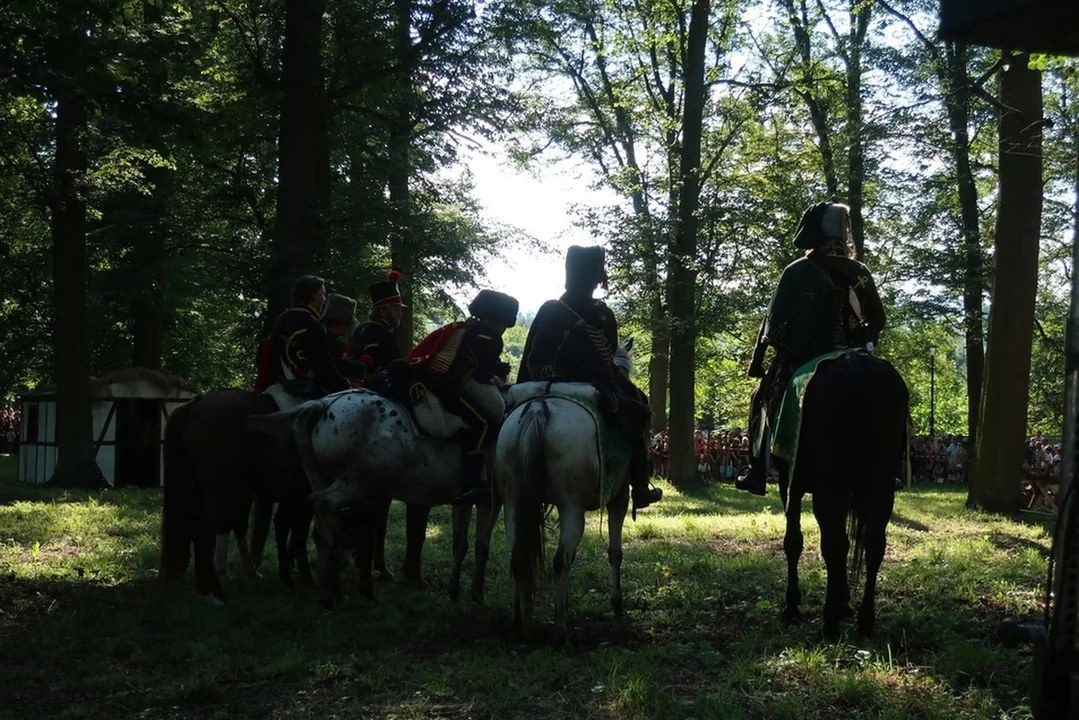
[0,452,1052,719]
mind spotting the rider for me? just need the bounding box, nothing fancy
[736,201,887,496]
[254,274,352,398]
[348,270,405,375]
[321,293,367,388]
[408,289,518,507]
[517,245,663,514]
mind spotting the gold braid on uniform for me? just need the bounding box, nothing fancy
[587,324,614,368]
[430,326,468,376]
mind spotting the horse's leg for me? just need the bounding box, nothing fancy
[248,494,274,576]
[470,495,501,604]
[274,502,294,585]
[313,513,348,609]
[350,504,378,601]
[213,533,229,577]
[291,506,315,586]
[781,490,805,622]
[607,484,630,618]
[857,489,895,637]
[196,524,225,605]
[233,524,259,584]
[553,505,586,639]
[503,503,522,629]
[402,503,432,588]
[372,497,394,582]
[448,504,473,602]
[815,493,851,638]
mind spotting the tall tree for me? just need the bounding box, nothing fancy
[48,0,105,487]
[969,53,1044,512]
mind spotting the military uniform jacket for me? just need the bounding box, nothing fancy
[271,305,350,394]
[348,320,402,374]
[762,254,886,365]
[409,319,510,387]
[517,293,619,386]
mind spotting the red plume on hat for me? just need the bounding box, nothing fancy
[370,270,406,308]
[387,270,402,282]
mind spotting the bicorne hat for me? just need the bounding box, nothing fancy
[793,202,851,250]
[369,270,407,308]
[565,245,608,291]
[468,289,519,329]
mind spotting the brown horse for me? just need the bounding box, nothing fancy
[160,389,312,602]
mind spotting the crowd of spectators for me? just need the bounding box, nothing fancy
[650,428,751,483]
[1024,434,1063,480]
[1,407,19,455]
[909,434,969,484]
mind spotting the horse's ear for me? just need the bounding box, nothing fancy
[623,336,634,351]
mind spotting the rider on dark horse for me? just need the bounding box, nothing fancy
[321,294,367,388]
[348,270,406,376]
[408,289,519,507]
[254,275,354,399]
[517,245,663,515]
[737,202,887,496]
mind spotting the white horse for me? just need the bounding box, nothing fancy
[475,339,643,639]
[246,376,505,608]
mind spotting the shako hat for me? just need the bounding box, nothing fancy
[370,270,406,308]
[468,289,519,328]
[565,245,608,291]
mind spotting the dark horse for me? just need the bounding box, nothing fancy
[774,350,909,637]
[160,390,314,601]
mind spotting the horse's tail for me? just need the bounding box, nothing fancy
[510,399,549,625]
[160,395,201,593]
[245,400,324,444]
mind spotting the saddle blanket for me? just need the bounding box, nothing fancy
[545,392,631,508]
[769,349,850,479]
[262,383,305,412]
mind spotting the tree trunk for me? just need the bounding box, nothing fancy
[49,2,105,488]
[267,0,327,322]
[945,42,986,447]
[968,53,1043,513]
[846,3,870,262]
[648,298,669,430]
[389,0,415,353]
[665,0,708,487]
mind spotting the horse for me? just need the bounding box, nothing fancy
[773,349,909,637]
[245,378,505,609]
[479,340,642,639]
[160,389,314,602]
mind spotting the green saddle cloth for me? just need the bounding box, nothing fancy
[547,392,632,507]
[764,349,851,479]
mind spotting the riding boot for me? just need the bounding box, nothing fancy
[453,451,490,507]
[735,379,768,496]
[629,447,662,516]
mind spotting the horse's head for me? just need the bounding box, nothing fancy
[613,336,635,379]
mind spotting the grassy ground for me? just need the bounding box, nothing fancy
[0,453,1052,719]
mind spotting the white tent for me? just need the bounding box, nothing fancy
[18,368,200,487]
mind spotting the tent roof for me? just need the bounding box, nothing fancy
[21,367,201,401]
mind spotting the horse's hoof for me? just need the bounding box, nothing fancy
[822,624,841,642]
[781,605,802,623]
[375,569,396,583]
[199,593,225,608]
